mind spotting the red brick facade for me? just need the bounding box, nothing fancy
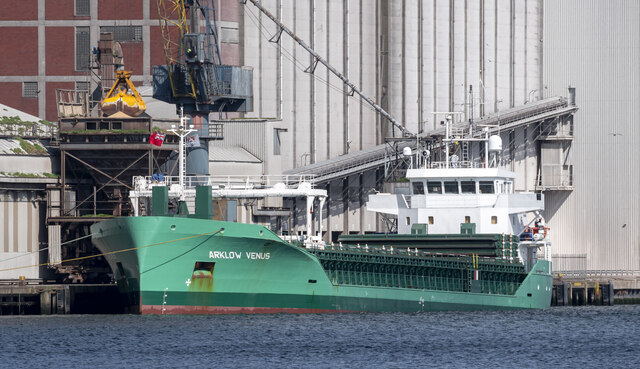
[45,0,89,20]
[0,27,38,75]
[98,0,143,20]
[45,27,80,76]
[0,0,37,20]
[0,0,240,121]
[0,82,39,117]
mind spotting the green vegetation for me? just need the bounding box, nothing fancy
[14,137,47,155]
[152,126,166,133]
[9,172,40,178]
[0,171,60,178]
[11,147,25,154]
[0,116,55,138]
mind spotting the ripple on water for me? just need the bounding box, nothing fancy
[1,306,639,368]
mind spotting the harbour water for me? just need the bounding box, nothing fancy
[1,305,639,368]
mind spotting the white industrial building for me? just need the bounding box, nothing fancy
[236,0,639,279]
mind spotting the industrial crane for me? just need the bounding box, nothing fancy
[154,0,252,115]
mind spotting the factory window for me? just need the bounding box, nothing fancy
[75,0,90,16]
[75,81,89,92]
[412,181,424,195]
[444,181,459,194]
[273,128,284,155]
[427,181,442,194]
[491,216,498,224]
[76,27,90,71]
[101,26,143,42]
[461,181,476,194]
[479,181,495,194]
[86,122,97,130]
[465,216,471,224]
[99,122,110,130]
[428,216,434,225]
[22,82,38,98]
[111,121,122,130]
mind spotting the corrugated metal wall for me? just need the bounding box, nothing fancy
[543,0,640,271]
[242,0,543,168]
[0,191,42,279]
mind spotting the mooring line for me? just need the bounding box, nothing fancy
[0,233,97,264]
[0,229,224,273]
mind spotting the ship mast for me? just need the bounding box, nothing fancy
[245,0,414,138]
[168,106,196,200]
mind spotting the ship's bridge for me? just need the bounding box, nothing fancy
[406,167,516,196]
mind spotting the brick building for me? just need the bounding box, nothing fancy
[0,0,240,122]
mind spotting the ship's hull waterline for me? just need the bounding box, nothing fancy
[91,217,553,314]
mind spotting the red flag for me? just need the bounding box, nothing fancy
[149,132,166,147]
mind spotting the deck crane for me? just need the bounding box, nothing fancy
[154,0,252,115]
[244,0,414,138]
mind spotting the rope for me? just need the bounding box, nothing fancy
[0,233,96,264]
[0,229,224,273]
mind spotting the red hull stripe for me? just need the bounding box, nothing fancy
[142,305,354,315]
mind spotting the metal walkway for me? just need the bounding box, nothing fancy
[285,96,578,184]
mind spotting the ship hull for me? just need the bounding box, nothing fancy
[91,217,552,314]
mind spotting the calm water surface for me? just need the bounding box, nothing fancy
[1,305,639,368]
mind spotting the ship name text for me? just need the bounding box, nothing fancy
[209,251,271,260]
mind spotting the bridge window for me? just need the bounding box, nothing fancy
[444,181,459,194]
[491,216,498,224]
[427,181,442,194]
[464,216,471,223]
[461,181,476,194]
[412,181,424,195]
[428,216,434,224]
[479,181,494,194]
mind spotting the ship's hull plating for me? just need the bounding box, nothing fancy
[91,217,552,314]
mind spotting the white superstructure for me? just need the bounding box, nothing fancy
[367,123,551,267]
[368,166,543,237]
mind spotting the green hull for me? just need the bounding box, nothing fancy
[91,217,552,314]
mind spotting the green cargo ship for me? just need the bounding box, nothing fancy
[91,215,552,314]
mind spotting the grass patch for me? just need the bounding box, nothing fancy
[1,116,37,126]
[81,213,113,218]
[0,171,59,178]
[11,147,25,154]
[14,137,47,154]
[9,172,40,178]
